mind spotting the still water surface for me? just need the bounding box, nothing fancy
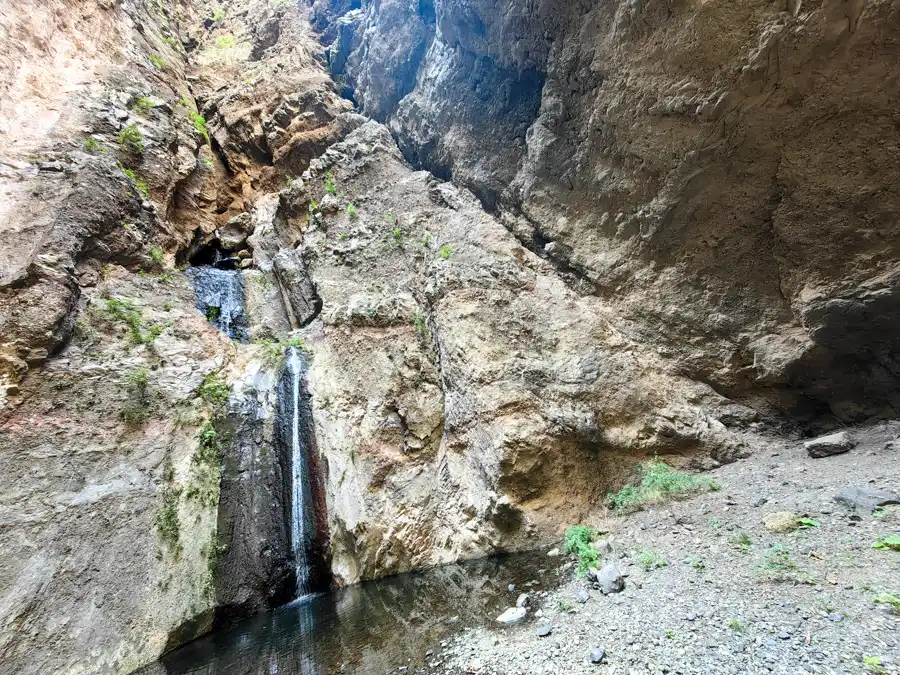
[142,550,558,675]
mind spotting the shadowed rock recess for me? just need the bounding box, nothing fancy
[0,0,898,672]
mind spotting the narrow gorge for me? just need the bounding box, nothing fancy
[0,0,898,673]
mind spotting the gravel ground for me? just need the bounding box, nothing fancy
[428,422,900,675]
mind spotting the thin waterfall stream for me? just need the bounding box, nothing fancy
[286,346,314,597]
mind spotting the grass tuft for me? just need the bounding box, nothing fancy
[608,458,719,512]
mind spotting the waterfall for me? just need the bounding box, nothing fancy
[186,266,250,342]
[286,346,314,597]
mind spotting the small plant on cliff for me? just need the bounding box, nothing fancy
[185,419,224,507]
[438,244,454,260]
[563,525,599,576]
[324,171,337,194]
[148,246,165,267]
[83,137,105,154]
[188,111,210,142]
[104,298,163,346]
[121,167,149,199]
[608,458,719,512]
[155,485,182,556]
[211,7,226,22]
[347,203,358,219]
[214,34,236,49]
[119,366,152,426]
[412,311,428,337]
[117,124,145,154]
[149,53,166,70]
[391,227,403,246]
[197,372,229,408]
[133,97,155,114]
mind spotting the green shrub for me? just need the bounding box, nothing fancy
[83,137,104,154]
[148,246,165,266]
[155,485,182,552]
[185,420,223,507]
[726,618,745,632]
[119,366,151,426]
[563,525,599,575]
[197,372,229,408]
[412,311,427,336]
[117,124,144,154]
[104,298,163,346]
[438,244,454,260]
[187,110,210,142]
[149,53,166,70]
[211,7,226,21]
[324,171,337,194]
[214,34,235,49]
[347,203,358,219]
[634,547,666,571]
[121,167,149,198]
[872,535,900,551]
[608,458,719,511]
[392,227,403,245]
[134,97,155,113]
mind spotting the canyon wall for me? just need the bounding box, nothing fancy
[0,0,898,673]
[321,0,900,424]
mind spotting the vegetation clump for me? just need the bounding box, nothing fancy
[119,366,152,426]
[188,111,210,142]
[197,372,229,408]
[149,54,166,70]
[873,593,900,615]
[185,419,224,507]
[347,203,358,219]
[103,298,164,346]
[121,167,149,198]
[563,525,599,575]
[324,171,337,194]
[872,535,900,551]
[608,458,719,512]
[438,244,454,260]
[117,124,145,155]
[133,97,155,113]
[155,485,182,555]
[634,547,667,571]
[83,137,104,154]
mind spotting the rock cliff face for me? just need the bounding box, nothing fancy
[0,0,898,672]
[320,0,900,425]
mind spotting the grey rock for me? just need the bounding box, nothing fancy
[752,497,768,507]
[592,538,613,555]
[835,486,900,512]
[590,647,606,664]
[574,587,590,604]
[516,593,529,608]
[496,607,527,625]
[593,563,625,595]
[805,431,856,458]
[827,612,844,622]
[534,619,553,637]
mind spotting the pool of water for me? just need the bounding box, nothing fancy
[139,550,562,675]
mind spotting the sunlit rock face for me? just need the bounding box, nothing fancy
[320,0,900,425]
[2,0,900,672]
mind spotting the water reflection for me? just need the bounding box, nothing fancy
[142,550,558,675]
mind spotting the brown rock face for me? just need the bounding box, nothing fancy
[1,0,899,672]
[322,0,900,425]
